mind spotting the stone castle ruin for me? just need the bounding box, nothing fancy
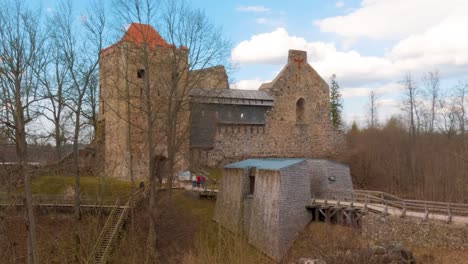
[98,23,344,179]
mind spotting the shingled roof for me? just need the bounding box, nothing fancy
[101,23,172,54]
[189,88,274,106]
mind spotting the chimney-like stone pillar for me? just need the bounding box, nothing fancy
[288,49,307,64]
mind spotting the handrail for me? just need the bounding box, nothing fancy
[100,201,130,263]
[87,199,120,264]
[311,189,468,222]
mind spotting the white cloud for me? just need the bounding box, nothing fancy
[231,19,468,86]
[236,6,270,13]
[341,83,403,98]
[315,0,468,40]
[46,7,54,13]
[231,28,397,84]
[230,79,269,90]
[335,1,345,8]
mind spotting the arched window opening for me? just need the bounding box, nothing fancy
[296,98,305,123]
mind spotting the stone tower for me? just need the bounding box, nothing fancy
[98,23,189,179]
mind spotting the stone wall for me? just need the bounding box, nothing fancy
[362,213,468,250]
[99,32,189,180]
[215,159,354,262]
[191,50,345,167]
[277,162,314,260]
[190,65,229,89]
[309,160,353,200]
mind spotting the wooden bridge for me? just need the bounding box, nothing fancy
[307,190,468,227]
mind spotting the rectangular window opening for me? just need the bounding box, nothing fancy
[137,69,145,79]
[249,176,255,195]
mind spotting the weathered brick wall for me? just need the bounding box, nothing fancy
[309,160,353,200]
[190,65,229,89]
[243,196,253,236]
[99,42,190,179]
[213,168,246,232]
[192,50,344,167]
[214,159,353,262]
[246,170,282,261]
[362,214,468,250]
[277,161,314,260]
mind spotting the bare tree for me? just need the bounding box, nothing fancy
[52,0,106,221]
[82,71,99,138]
[110,0,230,261]
[36,37,70,160]
[0,1,45,263]
[454,81,467,135]
[159,0,231,195]
[422,70,440,133]
[401,72,420,138]
[367,89,379,128]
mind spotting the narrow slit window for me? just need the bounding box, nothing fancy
[296,98,305,123]
[137,69,145,79]
[249,176,255,195]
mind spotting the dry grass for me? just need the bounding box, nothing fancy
[111,190,271,264]
[0,209,106,263]
[283,223,373,264]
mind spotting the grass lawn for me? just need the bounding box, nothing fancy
[28,175,132,199]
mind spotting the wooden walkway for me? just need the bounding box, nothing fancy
[308,190,468,226]
[1,191,147,264]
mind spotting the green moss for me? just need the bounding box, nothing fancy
[28,175,132,198]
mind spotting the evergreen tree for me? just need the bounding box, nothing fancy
[329,74,343,128]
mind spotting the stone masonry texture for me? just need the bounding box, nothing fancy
[190,50,344,167]
[214,159,354,262]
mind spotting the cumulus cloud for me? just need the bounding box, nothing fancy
[341,83,403,98]
[231,17,468,87]
[236,6,270,13]
[230,79,269,90]
[315,0,468,40]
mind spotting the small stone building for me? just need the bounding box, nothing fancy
[213,158,353,262]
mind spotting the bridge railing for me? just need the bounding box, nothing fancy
[0,193,122,207]
[312,189,468,222]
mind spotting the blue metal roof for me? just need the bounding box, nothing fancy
[224,158,305,170]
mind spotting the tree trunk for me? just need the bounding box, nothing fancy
[73,102,82,221]
[15,87,37,264]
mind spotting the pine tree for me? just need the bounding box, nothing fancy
[330,74,343,128]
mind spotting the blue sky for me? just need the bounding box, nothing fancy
[40,0,468,127]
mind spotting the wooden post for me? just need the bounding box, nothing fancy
[383,200,388,216]
[401,200,406,218]
[364,195,368,211]
[424,202,429,221]
[447,204,452,224]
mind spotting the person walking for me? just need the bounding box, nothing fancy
[192,176,197,189]
[201,176,206,189]
[196,175,201,188]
